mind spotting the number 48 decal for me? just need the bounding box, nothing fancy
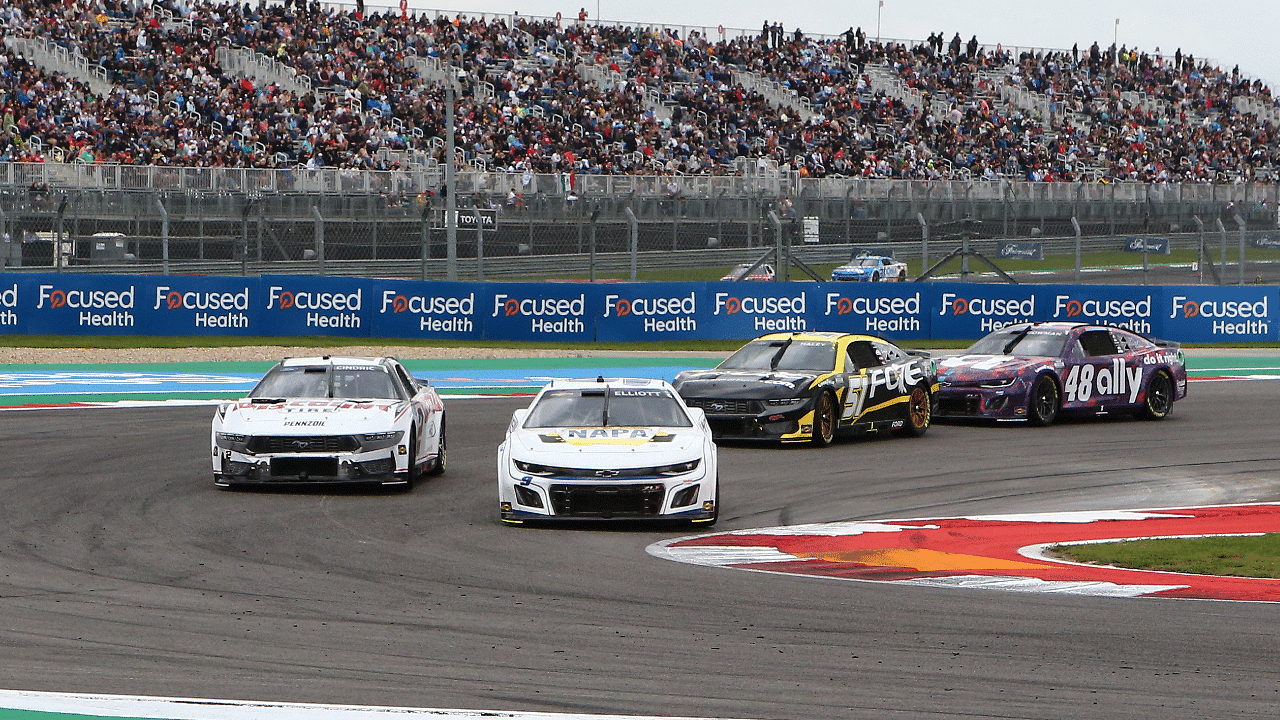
[1063,360,1144,403]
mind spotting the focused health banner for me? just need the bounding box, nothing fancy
[3,273,1275,344]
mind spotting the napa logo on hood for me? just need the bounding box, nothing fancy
[539,427,674,446]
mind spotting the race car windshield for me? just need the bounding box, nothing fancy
[857,258,882,267]
[524,388,692,428]
[719,340,837,371]
[966,330,1068,357]
[250,366,403,400]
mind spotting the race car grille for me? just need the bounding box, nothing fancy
[683,398,756,414]
[936,396,981,416]
[270,457,339,477]
[549,484,664,517]
[247,435,359,454]
[352,458,396,477]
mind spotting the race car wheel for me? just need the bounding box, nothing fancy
[870,272,880,282]
[812,392,837,446]
[427,415,447,476]
[1028,375,1060,426]
[1141,371,1174,421]
[706,483,720,526]
[404,426,419,488]
[898,385,931,437]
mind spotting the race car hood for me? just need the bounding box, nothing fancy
[937,354,1058,381]
[218,398,405,433]
[509,426,701,462]
[674,370,819,399]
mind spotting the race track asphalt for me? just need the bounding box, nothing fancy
[0,381,1277,720]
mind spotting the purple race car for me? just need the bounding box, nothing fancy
[933,322,1187,425]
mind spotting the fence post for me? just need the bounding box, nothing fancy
[589,205,599,283]
[1215,217,1227,281]
[625,206,638,281]
[156,196,169,276]
[55,196,68,273]
[312,205,325,275]
[1071,216,1081,283]
[1192,215,1205,285]
[420,203,431,281]
[475,207,485,282]
[769,211,783,282]
[1233,213,1246,285]
[916,213,928,278]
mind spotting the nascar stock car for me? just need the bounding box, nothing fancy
[720,263,777,281]
[672,332,936,445]
[212,356,446,488]
[830,253,909,282]
[932,322,1187,425]
[498,377,718,524]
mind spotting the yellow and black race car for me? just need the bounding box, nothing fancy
[672,332,938,445]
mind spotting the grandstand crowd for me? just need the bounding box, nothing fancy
[1,0,1277,183]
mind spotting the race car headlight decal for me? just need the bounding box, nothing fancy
[766,397,806,407]
[514,460,554,476]
[215,432,249,450]
[657,459,701,476]
[359,430,404,451]
[978,377,1017,388]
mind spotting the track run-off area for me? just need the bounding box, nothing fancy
[0,350,1278,720]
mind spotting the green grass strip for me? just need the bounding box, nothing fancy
[1053,534,1280,577]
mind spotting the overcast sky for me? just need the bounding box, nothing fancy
[404,0,1278,87]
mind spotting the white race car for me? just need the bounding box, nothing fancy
[498,377,718,524]
[212,356,445,489]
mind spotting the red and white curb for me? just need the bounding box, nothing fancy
[0,689,724,720]
[648,504,1280,602]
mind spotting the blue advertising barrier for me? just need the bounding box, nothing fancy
[369,279,483,341]
[3,272,1276,344]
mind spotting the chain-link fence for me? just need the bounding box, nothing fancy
[2,174,1278,284]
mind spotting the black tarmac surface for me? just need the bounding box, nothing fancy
[0,383,1278,719]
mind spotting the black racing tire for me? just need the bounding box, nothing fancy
[409,422,419,484]
[870,272,880,282]
[811,391,837,446]
[1141,371,1174,421]
[427,415,447,476]
[705,483,719,527]
[1027,374,1060,427]
[898,384,931,437]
